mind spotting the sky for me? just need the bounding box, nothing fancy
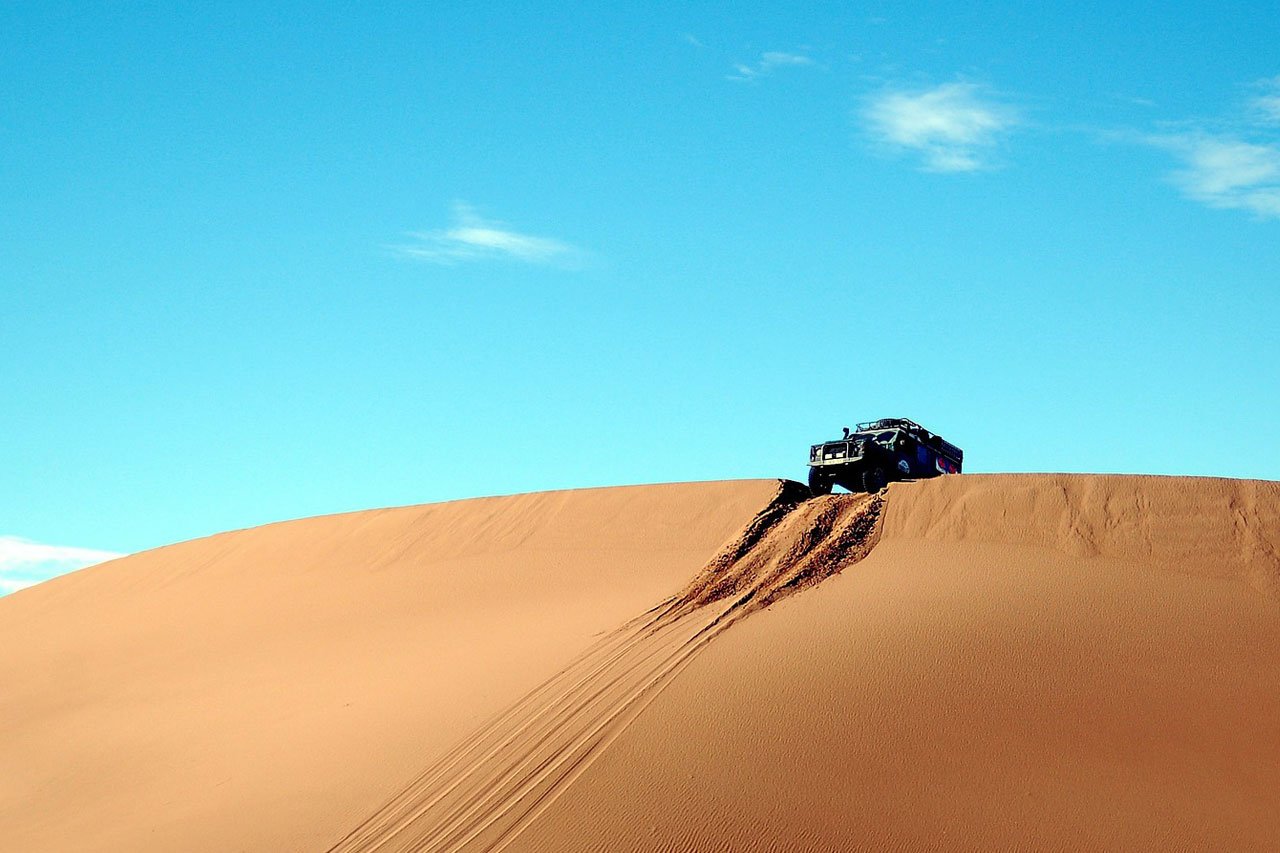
[3,1,1278,592]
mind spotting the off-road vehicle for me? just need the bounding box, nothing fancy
[807,418,963,495]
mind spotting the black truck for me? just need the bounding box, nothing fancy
[807,418,963,495]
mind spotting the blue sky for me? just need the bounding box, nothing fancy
[4,2,1278,590]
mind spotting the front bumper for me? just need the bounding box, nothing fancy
[809,441,865,467]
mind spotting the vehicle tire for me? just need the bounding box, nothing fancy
[808,467,832,496]
[861,466,887,493]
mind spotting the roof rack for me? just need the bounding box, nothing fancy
[856,417,925,433]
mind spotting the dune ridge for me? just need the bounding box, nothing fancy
[882,473,1280,597]
[327,483,885,852]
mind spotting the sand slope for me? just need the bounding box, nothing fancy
[514,475,1280,851]
[4,474,1279,851]
[327,485,883,852]
[0,481,778,852]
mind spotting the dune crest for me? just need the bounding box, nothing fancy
[884,474,1280,596]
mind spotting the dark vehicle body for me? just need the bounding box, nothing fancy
[807,418,963,495]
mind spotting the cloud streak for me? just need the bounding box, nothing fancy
[1136,76,1280,219]
[863,82,1017,172]
[394,204,585,267]
[728,51,813,82]
[0,536,123,595]
[1250,76,1280,124]
[1149,134,1280,218]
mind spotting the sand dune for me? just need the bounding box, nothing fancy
[3,475,1278,850]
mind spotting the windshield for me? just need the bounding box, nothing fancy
[851,430,898,446]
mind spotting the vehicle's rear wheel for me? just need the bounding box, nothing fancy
[808,467,833,496]
[861,466,887,493]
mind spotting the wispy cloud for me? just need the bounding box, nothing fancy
[727,51,813,82]
[1148,134,1280,218]
[863,82,1017,172]
[1250,76,1280,124]
[1134,76,1280,219]
[393,203,586,267]
[1115,94,1158,109]
[0,536,123,595]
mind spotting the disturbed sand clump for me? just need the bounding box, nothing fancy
[665,480,883,617]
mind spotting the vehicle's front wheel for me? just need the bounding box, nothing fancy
[861,466,887,493]
[808,467,833,496]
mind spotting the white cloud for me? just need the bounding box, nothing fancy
[1250,76,1280,124]
[727,50,813,81]
[864,82,1017,172]
[393,203,585,267]
[762,51,812,69]
[0,536,123,595]
[1150,134,1280,218]
[1255,96,1280,123]
[1116,94,1157,108]
[1134,75,1280,219]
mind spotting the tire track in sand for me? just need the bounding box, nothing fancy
[326,481,885,853]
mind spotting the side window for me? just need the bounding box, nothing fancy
[917,445,928,463]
